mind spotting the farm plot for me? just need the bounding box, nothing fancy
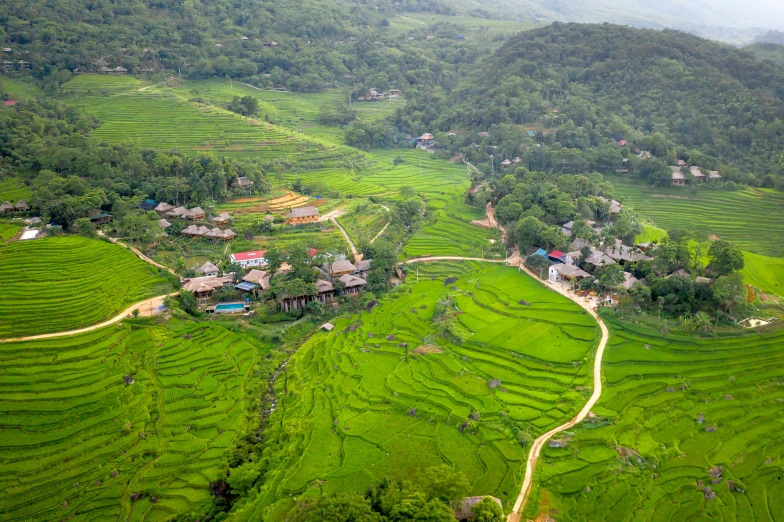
[0,176,33,202]
[242,263,599,518]
[0,321,258,521]
[528,315,784,521]
[610,177,784,257]
[335,202,389,245]
[0,236,173,339]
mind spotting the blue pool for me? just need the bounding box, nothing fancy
[214,303,247,313]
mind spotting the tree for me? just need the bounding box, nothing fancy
[708,240,744,275]
[227,95,260,117]
[265,248,284,273]
[389,493,454,522]
[179,291,199,316]
[73,217,95,236]
[712,273,746,313]
[422,464,470,505]
[514,216,545,252]
[227,462,259,494]
[291,493,383,522]
[471,498,504,522]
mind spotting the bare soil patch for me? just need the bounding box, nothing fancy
[413,345,443,355]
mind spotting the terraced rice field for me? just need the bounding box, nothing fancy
[0,321,259,521]
[236,263,599,518]
[60,74,145,95]
[0,177,33,202]
[528,315,784,521]
[0,236,173,338]
[336,202,389,245]
[0,77,45,99]
[610,177,784,257]
[404,196,502,259]
[741,251,784,298]
[0,223,20,240]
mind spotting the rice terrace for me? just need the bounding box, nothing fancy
[2,6,784,522]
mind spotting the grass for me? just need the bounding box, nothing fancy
[0,321,259,520]
[0,176,33,202]
[389,13,537,40]
[0,222,20,240]
[0,235,173,338]
[527,314,784,521]
[335,201,389,246]
[741,251,784,298]
[62,75,364,167]
[611,176,784,257]
[0,76,45,99]
[232,263,600,519]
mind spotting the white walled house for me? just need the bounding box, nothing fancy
[231,250,268,268]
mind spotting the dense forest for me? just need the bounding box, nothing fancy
[0,92,269,226]
[396,23,784,181]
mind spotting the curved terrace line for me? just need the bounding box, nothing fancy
[0,292,180,344]
[401,255,609,522]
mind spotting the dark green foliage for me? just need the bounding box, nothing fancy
[227,96,260,117]
[708,240,745,275]
[471,498,504,522]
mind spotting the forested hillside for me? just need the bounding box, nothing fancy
[398,23,784,179]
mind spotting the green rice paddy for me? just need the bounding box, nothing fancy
[741,251,784,298]
[0,177,33,202]
[611,177,784,257]
[0,236,173,338]
[0,321,258,520]
[232,263,600,519]
[335,202,389,246]
[527,315,784,521]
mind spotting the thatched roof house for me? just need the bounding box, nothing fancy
[159,218,172,229]
[454,496,503,521]
[155,202,174,213]
[0,201,13,212]
[195,261,219,277]
[242,269,271,290]
[14,200,28,210]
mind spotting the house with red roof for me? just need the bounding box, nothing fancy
[548,249,574,265]
[230,250,268,268]
[3,100,16,107]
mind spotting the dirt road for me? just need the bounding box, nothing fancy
[506,263,609,522]
[370,204,391,244]
[98,232,178,276]
[0,292,180,344]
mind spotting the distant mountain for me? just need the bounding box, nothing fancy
[745,42,784,67]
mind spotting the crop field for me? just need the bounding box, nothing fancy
[527,315,784,521]
[389,13,537,39]
[0,223,20,240]
[610,177,784,257]
[335,202,389,245]
[0,236,173,339]
[235,263,599,519]
[0,76,45,99]
[741,251,784,298]
[0,321,259,521]
[60,74,145,95]
[0,177,33,202]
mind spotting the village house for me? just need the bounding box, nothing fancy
[547,249,573,265]
[287,206,319,225]
[212,212,231,227]
[155,202,174,214]
[639,151,653,159]
[620,272,640,290]
[14,200,29,211]
[166,206,187,218]
[604,240,651,264]
[182,274,235,298]
[2,61,14,70]
[231,250,268,268]
[548,263,590,283]
[389,89,402,97]
[234,176,253,188]
[415,133,435,150]
[159,218,172,229]
[690,166,706,181]
[338,274,367,295]
[329,259,357,277]
[205,227,236,241]
[182,207,206,220]
[708,170,722,181]
[0,201,14,212]
[671,166,686,186]
[195,261,220,277]
[242,269,271,290]
[500,159,512,169]
[88,210,112,225]
[355,259,372,275]
[315,279,335,303]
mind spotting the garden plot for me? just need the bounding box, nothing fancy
[528,315,784,521]
[0,321,258,521]
[0,236,173,339]
[247,263,599,517]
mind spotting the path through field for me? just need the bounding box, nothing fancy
[404,255,610,522]
[331,217,358,257]
[0,292,180,343]
[98,231,178,276]
[369,203,391,244]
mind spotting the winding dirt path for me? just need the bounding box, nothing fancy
[400,255,609,521]
[98,232,178,276]
[331,217,358,257]
[0,292,180,344]
[370,204,391,244]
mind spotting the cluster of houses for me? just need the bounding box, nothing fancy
[499,157,524,169]
[152,203,238,240]
[670,160,721,186]
[99,66,128,75]
[182,249,372,313]
[0,200,29,213]
[534,237,652,290]
[357,88,401,102]
[2,60,31,70]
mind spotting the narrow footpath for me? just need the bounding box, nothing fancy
[369,204,391,244]
[330,217,358,257]
[401,255,610,522]
[0,292,180,344]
